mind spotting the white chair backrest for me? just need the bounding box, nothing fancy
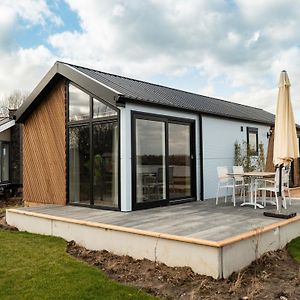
[217,166,229,183]
[274,166,290,190]
[232,166,244,181]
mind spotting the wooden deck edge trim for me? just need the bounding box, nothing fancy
[6,208,220,248]
[218,214,300,247]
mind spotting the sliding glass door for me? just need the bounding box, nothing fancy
[133,113,195,209]
[135,119,166,204]
[168,123,192,199]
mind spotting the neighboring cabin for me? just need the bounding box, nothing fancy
[14,61,294,211]
[0,109,22,195]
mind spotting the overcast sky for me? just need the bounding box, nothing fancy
[1,0,300,122]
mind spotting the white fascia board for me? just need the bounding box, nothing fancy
[65,64,122,95]
[0,120,15,133]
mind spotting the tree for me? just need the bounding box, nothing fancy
[0,90,29,117]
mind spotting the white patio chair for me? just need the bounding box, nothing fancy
[232,166,247,203]
[254,167,290,210]
[282,166,292,208]
[216,166,236,206]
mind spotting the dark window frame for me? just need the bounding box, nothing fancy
[131,111,196,210]
[66,81,120,211]
[246,127,259,156]
[0,141,10,183]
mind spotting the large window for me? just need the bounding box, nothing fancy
[69,126,90,204]
[133,113,195,209]
[247,127,258,155]
[0,142,9,182]
[93,122,118,207]
[69,84,90,121]
[68,83,119,209]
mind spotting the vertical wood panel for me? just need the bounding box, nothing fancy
[23,80,66,205]
[265,127,275,172]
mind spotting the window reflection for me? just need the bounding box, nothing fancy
[1,143,9,182]
[247,127,258,155]
[69,84,90,121]
[136,119,166,203]
[68,82,119,208]
[69,126,90,204]
[168,123,191,198]
[93,122,118,207]
[93,98,117,119]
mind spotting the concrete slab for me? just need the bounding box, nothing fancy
[6,200,300,278]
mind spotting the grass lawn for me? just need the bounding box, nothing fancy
[287,236,300,263]
[0,229,156,300]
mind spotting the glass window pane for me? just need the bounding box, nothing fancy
[69,126,90,204]
[136,119,166,203]
[69,84,90,121]
[93,98,117,119]
[249,132,257,154]
[168,123,191,198]
[93,122,118,207]
[1,143,9,181]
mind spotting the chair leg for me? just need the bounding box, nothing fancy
[283,188,288,209]
[216,184,220,205]
[232,187,236,207]
[263,190,266,207]
[288,189,292,206]
[274,192,279,211]
[254,189,257,209]
[225,188,227,203]
[283,196,287,209]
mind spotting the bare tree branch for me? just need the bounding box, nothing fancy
[0,90,28,117]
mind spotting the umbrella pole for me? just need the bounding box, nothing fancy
[277,164,283,213]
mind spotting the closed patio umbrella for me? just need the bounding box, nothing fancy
[266,70,299,217]
[273,70,299,167]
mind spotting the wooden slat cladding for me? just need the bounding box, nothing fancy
[23,80,66,205]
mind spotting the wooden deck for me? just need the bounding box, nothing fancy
[6,198,300,278]
[12,198,300,241]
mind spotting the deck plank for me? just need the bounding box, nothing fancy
[18,199,300,242]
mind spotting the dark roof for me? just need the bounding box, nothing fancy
[16,61,276,126]
[67,62,275,125]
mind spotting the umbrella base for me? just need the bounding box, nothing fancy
[263,211,297,219]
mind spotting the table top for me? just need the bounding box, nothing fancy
[227,171,275,177]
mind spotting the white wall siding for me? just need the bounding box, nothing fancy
[202,116,270,200]
[119,103,201,211]
[119,106,132,211]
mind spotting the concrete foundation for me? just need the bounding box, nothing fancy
[6,207,300,278]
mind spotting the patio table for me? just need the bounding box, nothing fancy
[227,171,275,209]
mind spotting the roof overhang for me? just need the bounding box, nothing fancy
[0,119,15,133]
[16,61,122,123]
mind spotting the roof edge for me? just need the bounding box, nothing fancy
[0,119,15,133]
[16,62,59,122]
[117,96,276,127]
[16,62,122,123]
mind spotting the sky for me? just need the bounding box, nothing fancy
[0,0,300,122]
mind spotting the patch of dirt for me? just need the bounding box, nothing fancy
[0,197,22,231]
[0,197,23,210]
[67,241,300,299]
